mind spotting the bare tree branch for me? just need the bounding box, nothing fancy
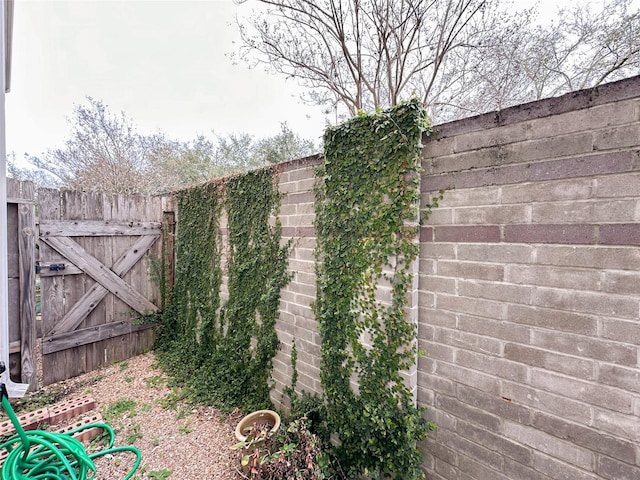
[235,0,640,123]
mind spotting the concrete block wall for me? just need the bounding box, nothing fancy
[272,156,323,403]
[242,75,640,479]
[418,75,640,480]
[271,152,421,406]
[212,157,322,405]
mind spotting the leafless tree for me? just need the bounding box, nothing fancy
[235,0,502,117]
[532,0,639,94]
[25,99,317,195]
[235,0,640,122]
[439,0,640,120]
[34,98,148,194]
[5,152,62,189]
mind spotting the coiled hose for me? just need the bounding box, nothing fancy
[0,389,141,480]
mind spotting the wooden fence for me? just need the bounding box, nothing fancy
[6,178,173,389]
[6,178,36,389]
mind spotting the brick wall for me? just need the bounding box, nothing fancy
[273,156,323,400]
[418,75,640,480]
[268,75,640,479]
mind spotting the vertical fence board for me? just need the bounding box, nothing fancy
[62,190,87,381]
[39,188,63,386]
[18,181,36,389]
[5,179,36,390]
[83,191,104,373]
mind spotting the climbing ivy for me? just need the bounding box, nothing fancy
[156,100,435,476]
[157,169,291,412]
[315,99,433,479]
[161,182,224,348]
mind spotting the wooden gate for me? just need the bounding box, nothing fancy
[38,188,169,385]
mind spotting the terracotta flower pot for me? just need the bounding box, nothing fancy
[234,409,281,442]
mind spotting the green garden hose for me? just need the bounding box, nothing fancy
[0,385,141,480]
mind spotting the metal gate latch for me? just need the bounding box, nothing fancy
[35,263,66,274]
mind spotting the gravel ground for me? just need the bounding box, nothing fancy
[7,352,245,480]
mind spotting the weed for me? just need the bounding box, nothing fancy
[144,375,167,389]
[176,405,191,420]
[178,425,192,435]
[149,469,171,479]
[104,399,137,423]
[11,390,57,413]
[124,376,133,384]
[156,387,185,410]
[90,429,111,449]
[125,424,143,444]
[118,361,130,372]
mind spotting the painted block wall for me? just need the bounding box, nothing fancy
[267,75,640,480]
[273,156,323,402]
[418,75,640,480]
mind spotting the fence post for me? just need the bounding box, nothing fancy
[18,181,36,390]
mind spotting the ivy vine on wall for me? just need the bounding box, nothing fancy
[157,99,436,477]
[162,182,224,348]
[315,99,433,479]
[157,169,291,413]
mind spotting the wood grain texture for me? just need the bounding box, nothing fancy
[40,236,159,315]
[39,220,161,237]
[45,235,159,336]
[5,179,37,388]
[18,181,36,390]
[37,189,169,385]
[42,321,154,354]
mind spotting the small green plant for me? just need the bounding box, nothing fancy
[89,429,111,449]
[156,387,186,411]
[232,417,327,479]
[148,469,171,479]
[125,424,143,444]
[231,419,279,474]
[10,390,57,413]
[104,399,137,423]
[144,375,166,388]
[178,425,192,435]
[124,376,133,384]
[118,361,129,372]
[150,436,160,447]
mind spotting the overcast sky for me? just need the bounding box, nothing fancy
[5,0,634,158]
[6,0,331,157]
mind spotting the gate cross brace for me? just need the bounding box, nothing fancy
[41,235,160,337]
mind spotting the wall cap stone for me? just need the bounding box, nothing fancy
[427,75,640,140]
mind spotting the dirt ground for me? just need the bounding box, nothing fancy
[4,351,245,480]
